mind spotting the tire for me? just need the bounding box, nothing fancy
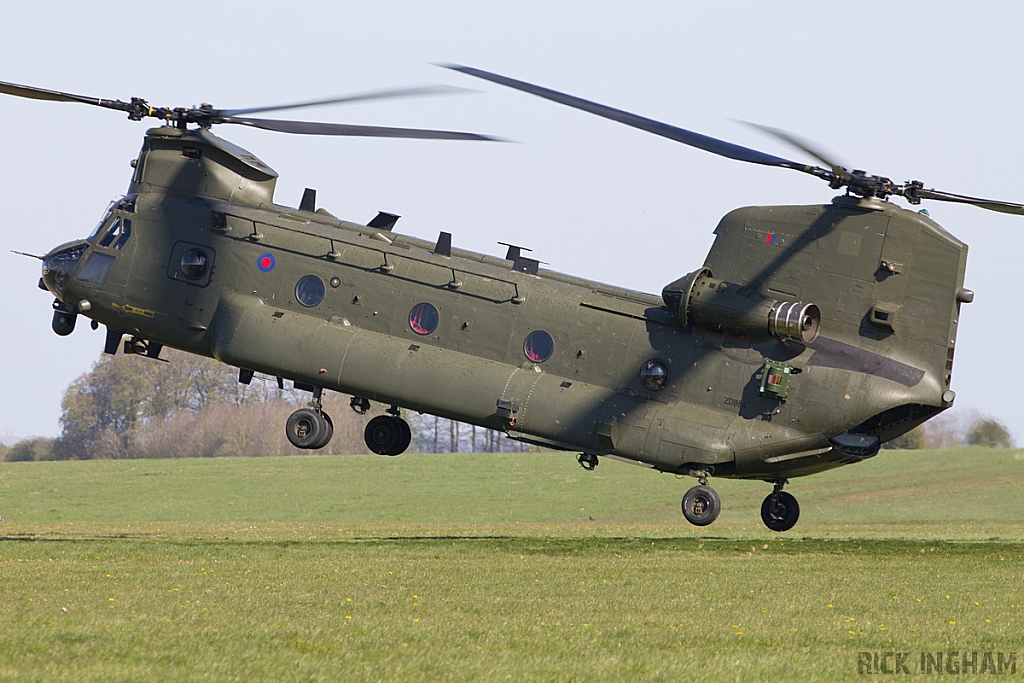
[761,491,800,532]
[286,408,325,450]
[311,412,334,451]
[681,485,721,526]
[365,415,402,455]
[395,417,412,455]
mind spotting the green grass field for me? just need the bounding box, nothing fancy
[1,447,1023,681]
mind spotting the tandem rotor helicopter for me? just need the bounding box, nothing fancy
[5,65,1021,531]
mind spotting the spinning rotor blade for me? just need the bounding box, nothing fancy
[909,188,1024,216]
[215,85,470,117]
[0,79,135,112]
[0,78,498,141]
[223,116,501,141]
[440,64,832,179]
[443,64,1024,216]
[739,121,850,181]
[742,121,1024,215]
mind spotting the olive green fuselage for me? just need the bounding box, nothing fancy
[45,127,968,480]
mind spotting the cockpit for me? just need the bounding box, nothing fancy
[41,196,135,302]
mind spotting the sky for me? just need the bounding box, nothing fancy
[1,1,1022,444]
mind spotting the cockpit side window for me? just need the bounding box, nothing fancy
[97,218,132,250]
[98,218,122,248]
[113,220,132,250]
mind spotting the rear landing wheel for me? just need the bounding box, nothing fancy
[681,485,721,527]
[761,491,799,532]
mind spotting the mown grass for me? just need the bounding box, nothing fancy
[1,447,1022,681]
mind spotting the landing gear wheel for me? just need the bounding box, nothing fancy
[396,417,412,454]
[286,408,326,449]
[681,485,721,527]
[761,491,800,532]
[365,415,404,455]
[311,411,334,450]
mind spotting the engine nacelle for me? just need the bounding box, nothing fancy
[662,268,820,344]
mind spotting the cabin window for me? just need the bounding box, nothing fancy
[640,359,670,391]
[180,248,209,280]
[295,275,325,307]
[409,302,439,335]
[523,330,554,363]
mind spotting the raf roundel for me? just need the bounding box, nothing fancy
[257,253,276,272]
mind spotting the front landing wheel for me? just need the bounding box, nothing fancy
[286,408,326,450]
[681,485,721,527]
[761,491,800,532]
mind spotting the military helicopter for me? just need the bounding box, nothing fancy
[5,66,1021,532]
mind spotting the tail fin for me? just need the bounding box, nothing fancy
[702,195,967,442]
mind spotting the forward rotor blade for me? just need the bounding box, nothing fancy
[223,116,502,141]
[0,79,129,110]
[911,187,1024,216]
[440,64,831,178]
[216,85,472,117]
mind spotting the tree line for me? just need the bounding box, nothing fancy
[3,350,529,461]
[883,412,1015,450]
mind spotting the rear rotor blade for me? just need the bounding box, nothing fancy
[224,116,502,141]
[739,121,850,181]
[910,187,1024,216]
[440,64,832,179]
[216,85,471,117]
[443,65,1024,216]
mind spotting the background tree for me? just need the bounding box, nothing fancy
[57,355,156,458]
[411,415,528,453]
[965,419,1015,449]
[54,350,404,459]
[3,438,56,462]
[883,426,927,450]
[51,350,535,460]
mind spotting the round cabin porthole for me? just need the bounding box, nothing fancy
[180,248,209,280]
[523,330,554,363]
[409,302,439,335]
[295,275,325,307]
[640,359,670,391]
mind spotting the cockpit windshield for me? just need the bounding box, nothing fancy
[87,202,116,241]
[87,196,135,241]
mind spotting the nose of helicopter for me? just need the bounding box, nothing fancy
[40,241,88,301]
